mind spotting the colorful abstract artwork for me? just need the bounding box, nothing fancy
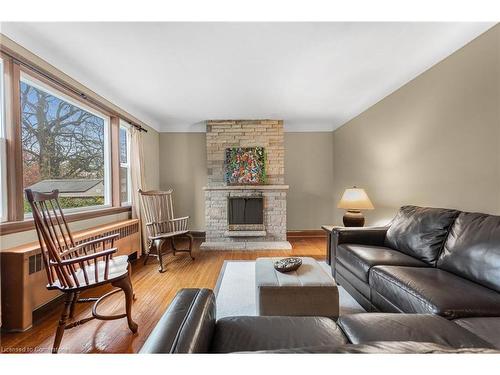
[225,147,266,185]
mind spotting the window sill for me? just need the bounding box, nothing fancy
[0,206,132,236]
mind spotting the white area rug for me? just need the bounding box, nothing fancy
[214,260,365,319]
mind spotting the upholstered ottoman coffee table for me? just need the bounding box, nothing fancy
[255,257,339,318]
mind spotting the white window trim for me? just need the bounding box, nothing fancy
[20,72,112,216]
[119,120,132,206]
[0,57,7,222]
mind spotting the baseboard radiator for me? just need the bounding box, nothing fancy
[1,219,140,332]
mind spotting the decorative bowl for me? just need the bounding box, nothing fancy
[274,257,302,273]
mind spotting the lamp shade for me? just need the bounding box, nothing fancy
[338,187,374,210]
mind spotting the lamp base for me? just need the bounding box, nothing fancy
[343,210,365,227]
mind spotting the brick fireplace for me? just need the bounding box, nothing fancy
[201,120,291,250]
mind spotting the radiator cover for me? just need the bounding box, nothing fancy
[1,219,140,332]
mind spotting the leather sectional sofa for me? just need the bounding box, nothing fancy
[139,205,500,353]
[331,205,500,319]
[139,288,500,353]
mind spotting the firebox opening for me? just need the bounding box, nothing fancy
[228,197,264,230]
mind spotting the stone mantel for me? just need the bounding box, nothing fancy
[203,185,289,191]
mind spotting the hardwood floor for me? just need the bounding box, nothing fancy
[0,236,327,353]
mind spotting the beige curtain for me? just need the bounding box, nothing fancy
[130,126,147,253]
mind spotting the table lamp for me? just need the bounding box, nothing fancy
[338,187,374,227]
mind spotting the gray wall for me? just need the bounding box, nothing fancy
[142,125,161,190]
[159,133,208,230]
[332,25,500,226]
[285,132,334,230]
[159,132,335,230]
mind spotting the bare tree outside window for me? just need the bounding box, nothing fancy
[21,79,107,213]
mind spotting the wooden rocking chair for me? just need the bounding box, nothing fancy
[25,189,138,353]
[138,189,194,273]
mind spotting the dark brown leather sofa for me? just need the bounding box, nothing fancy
[139,288,500,353]
[331,206,500,320]
[139,205,500,353]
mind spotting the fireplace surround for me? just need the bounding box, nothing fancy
[201,120,291,251]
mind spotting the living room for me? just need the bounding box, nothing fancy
[1,0,500,373]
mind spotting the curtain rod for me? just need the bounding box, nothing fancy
[1,49,148,133]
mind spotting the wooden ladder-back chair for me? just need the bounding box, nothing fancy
[138,189,194,273]
[25,189,138,353]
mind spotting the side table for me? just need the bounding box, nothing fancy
[321,225,336,266]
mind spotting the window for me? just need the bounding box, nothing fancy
[119,121,131,205]
[20,73,111,215]
[0,50,141,230]
[0,57,7,222]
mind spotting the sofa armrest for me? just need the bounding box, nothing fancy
[333,226,388,245]
[330,227,389,277]
[139,288,216,353]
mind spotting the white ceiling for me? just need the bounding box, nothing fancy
[0,22,495,132]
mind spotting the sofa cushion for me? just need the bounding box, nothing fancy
[437,212,500,292]
[337,244,427,282]
[336,262,372,301]
[369,266,500,319]
[337,313,492,349]
[211,316,347,353]
[385,206,460,265]
[453,317,500,349]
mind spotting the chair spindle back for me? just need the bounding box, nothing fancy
[25,189,112,289]
[138,190,175,238]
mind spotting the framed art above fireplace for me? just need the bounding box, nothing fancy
[224,147,266,185]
